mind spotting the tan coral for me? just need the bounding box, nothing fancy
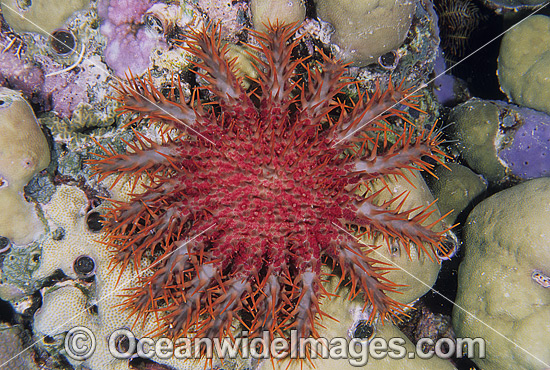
[32,182,234,370]
[0,0,90,34]
[362,169,447,305]
[0,88,50,244]
[315,0,415,66]
[250,0,306,32]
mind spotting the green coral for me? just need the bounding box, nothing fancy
[454,178,550,370]
[447,99,507,183]
[498,15,550,114]
[426,163,487,225]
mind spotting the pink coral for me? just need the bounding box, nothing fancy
[0,37,44,103]
[90,24,450,349]
[98,0,165,77]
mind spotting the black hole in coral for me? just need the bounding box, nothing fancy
[89,304,98,315]
[86,212,104,232]
[378,51,396,68]
[0,236,9,250]
[43,335,56,344]
[52,227,65,241]
[353,320,375,339]
[0,100,4,106]
[32,254,40,263]
[50,29,76,55]
[145,14,163,35]
[74,255,95,277]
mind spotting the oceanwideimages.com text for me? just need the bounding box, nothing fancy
[64,326,486,365]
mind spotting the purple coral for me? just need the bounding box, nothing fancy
[98,0,166,77]
[498,103,550,179]
[0,38,45,103]
[0,36,89,118]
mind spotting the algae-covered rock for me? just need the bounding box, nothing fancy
[0,88,50,244]
[498,15,550,115]
[315,0,415,66]
[0,325,40,370]
[453,178,550,370]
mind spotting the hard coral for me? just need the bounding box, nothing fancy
[90,23,450,349]
[98,0,166,77]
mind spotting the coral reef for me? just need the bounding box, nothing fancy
[250,0,306,32]
[98,0,167,77]
[2,0,530,368]
[32,183,252,370]
[315,0,416,66]
[448,98,550,183]
[89,23,452,352]
[1,7,119,122]
[0,36,45,102]
[498,15,550,115]
[426,163,487,225]
[0,0,90,34]
[453,178,550,370]
[0,88,50,245]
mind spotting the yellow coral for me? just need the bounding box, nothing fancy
[0,88,50,244]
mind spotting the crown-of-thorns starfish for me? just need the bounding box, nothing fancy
[89,22,452,351]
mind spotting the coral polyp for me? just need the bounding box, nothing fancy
[90,23,450,348]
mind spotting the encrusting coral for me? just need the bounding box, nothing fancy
[0,88,50,245]
[89,22,452,355]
